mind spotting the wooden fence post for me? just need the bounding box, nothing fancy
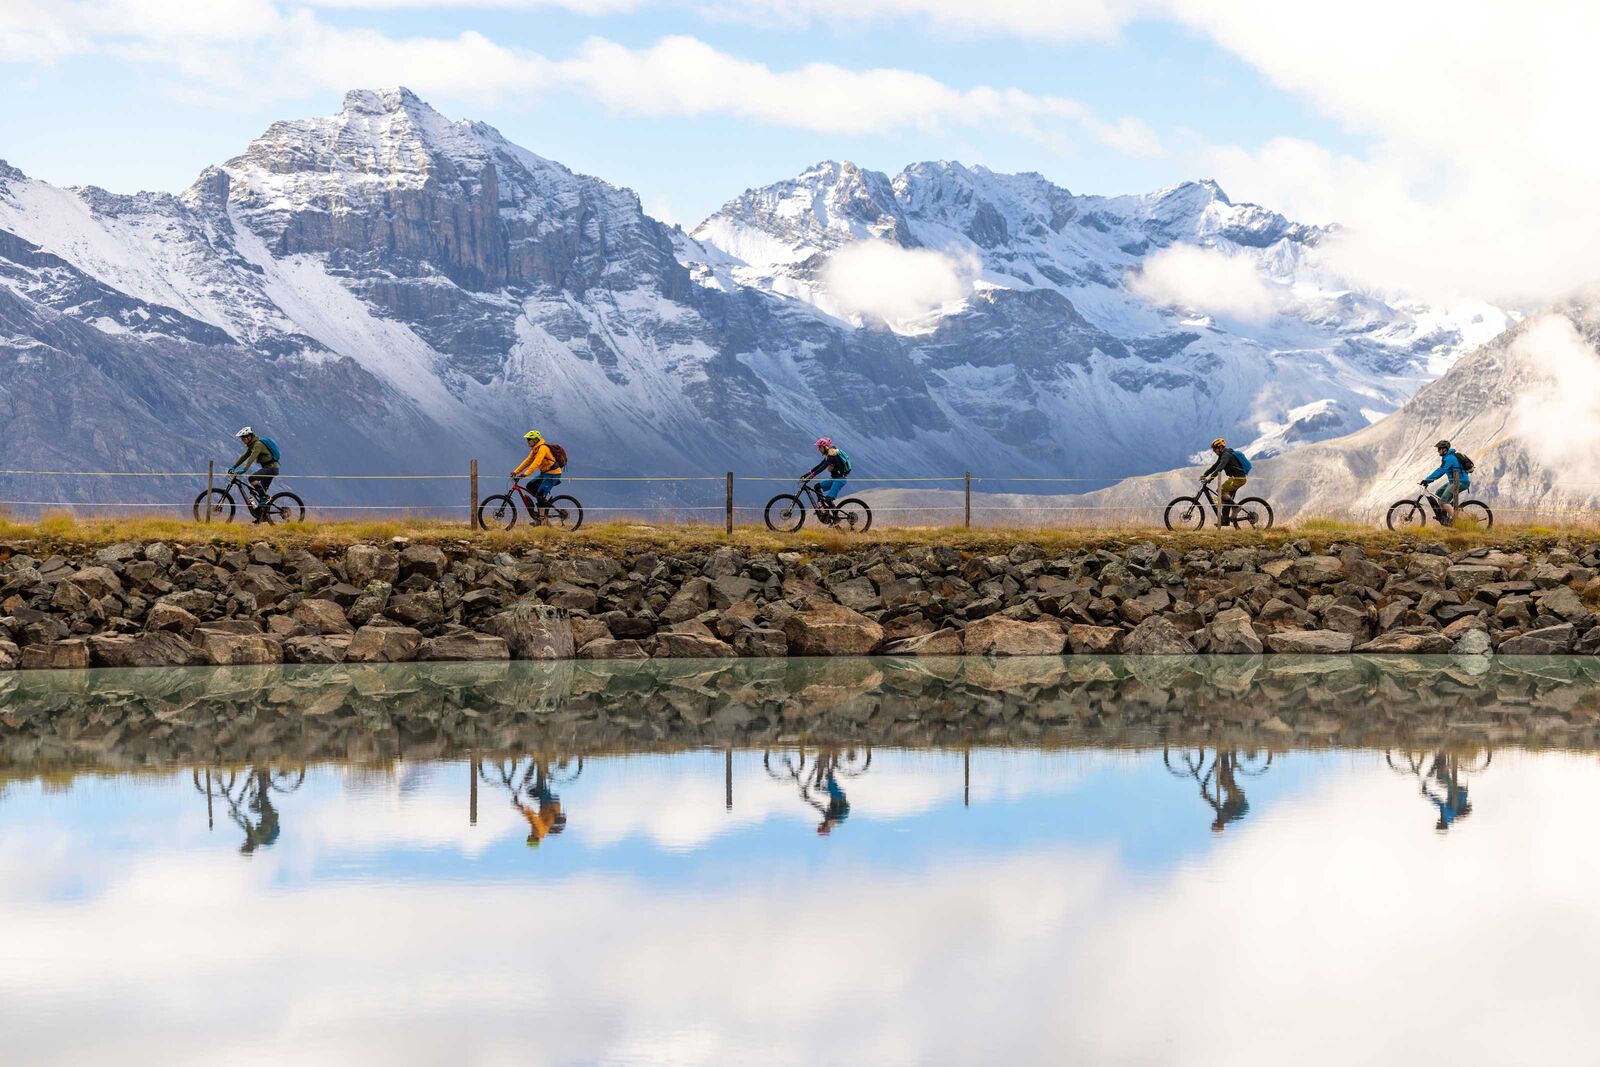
[726,471,734,536]
[469,458,479,530]
[964,471,972,530]
[205,461,214,523]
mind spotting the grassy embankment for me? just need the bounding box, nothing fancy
[0,512,1594,556]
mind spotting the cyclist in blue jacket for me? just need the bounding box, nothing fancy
[1421,439,1469,521]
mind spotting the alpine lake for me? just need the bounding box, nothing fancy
[2,654,1598,1065]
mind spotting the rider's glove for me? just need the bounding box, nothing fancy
[227,467,238,475]
[1419,480,1429,486]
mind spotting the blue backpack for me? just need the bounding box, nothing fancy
[834,449,853,476]
[259,436,282,464]
[1233,449,1252,475]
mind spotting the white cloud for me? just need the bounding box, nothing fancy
[698,0,1141,41]
[1127,243,1283,322]
[1509,315,1600,472]
[1166,0,1600,303]
[820,240,979,325]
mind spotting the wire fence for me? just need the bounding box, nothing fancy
[0,460,1590,531]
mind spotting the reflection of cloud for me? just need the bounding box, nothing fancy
[7,754,1598,1063]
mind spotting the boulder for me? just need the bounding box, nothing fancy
[782,602,884,656]
[1498,624,1576,655]
[485,599,575,659]
[1122,616,1196,655]
[962,616,1066,657]
[651,631,736,658]
[1453,629,1493,656]
[881,628,964,656]
[283,635,350,664]
[1355,629,1453,654]
[292,598,354,635]
[829,576,882,612]
[344,545,399,586]
[199,631,284,666]
[417,632,510,661]
[146,602,200,634]
[88,632,205,668]
[345,625,424,663]
[1320,604,1373,640]
[1290,556,1344,584]
[68,565,122,599]
[19,639,89,670]
[1535,585,1592,623]
[571,617,612,649]
[578,638,649,659]
[0,638,18,670]
[1203,607,1263,654]
[733,628,789,657]
[399,544,449,580]
[1265,630,1355,654]
[1445,564,1503,597]
[1065,624,1122,655]
[660,578,713,623]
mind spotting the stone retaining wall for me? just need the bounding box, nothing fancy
[2,536,1597,669]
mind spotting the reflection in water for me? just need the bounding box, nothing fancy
[0,656,1596,1064]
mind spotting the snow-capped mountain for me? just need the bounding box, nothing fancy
[1054,287,1600,523]
[0,89,1508,508]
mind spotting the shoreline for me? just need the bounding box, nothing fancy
[3,534,1599,671]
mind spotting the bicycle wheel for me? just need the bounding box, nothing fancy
[1455,501,1493,531]
[1231,497,1274,531]
[477,493,519,531]
[543,495,584,532]
[1386,499,1426,531]
[764,494,806,532]
[264,492,305,524]
[834,498,872,532]
[1163,495,1206,531]
[193,488,237,523]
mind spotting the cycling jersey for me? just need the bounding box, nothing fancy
[232,438,279,472]
[806,448,851,480]
[1423,451,1470,488]
[1202,448,1248,479]
[513,441,564,478]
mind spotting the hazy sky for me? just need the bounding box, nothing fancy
[2,1,1594,301]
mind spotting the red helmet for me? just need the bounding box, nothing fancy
[815,437,833,449]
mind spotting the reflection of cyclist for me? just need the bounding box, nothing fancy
[509,765,568,847]
[811,769,852,836]
[1206,753,1250,833]
[1421,754,1473,832]
[1200,437,1250,527]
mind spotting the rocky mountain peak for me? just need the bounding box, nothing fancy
[340,86,430,117]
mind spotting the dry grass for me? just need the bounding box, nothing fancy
[2,510,1600,557]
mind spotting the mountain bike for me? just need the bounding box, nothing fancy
[1163,480,1273,531]
[477,478,584,531]
[193,471,305,524]
[1385,486,1492,531]
[763,480,872,533]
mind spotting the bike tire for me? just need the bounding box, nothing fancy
[1386,499,1426,531]
[1231,496,1274,531]
[764,494,806,532]
[1163,495,1206,531]
[833,497,872,532]
[542,495,583,532]
[477,494,518,531]
[193,488,237,524]
[264,492,305,524]
[1456,500,1493,531]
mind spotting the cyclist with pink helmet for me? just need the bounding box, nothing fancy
[802,437,853,506]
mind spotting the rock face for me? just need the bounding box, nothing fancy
[4,535,1600,670]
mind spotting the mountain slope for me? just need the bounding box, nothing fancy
[0,89,1510,510]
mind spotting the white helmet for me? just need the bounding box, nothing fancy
[235,426,254,439]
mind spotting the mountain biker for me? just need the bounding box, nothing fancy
[511,429,564,506]
[802,437,852,508]
[1200,437,1250,526]
[228,426,280,523]
[1421,439,1469,521]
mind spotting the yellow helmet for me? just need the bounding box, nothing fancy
[1211,437,1227,449]
[523,429,542,441]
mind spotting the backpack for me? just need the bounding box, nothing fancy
[834,449,852,476]
[259,436,282,464]
[1453,450,1475,474]
[548,442,569,470]
[1232,449,1252,475]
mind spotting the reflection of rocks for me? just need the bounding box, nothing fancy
[5,656,1600,782]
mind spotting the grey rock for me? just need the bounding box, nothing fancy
[733,628,789,657]
[1122,616,1196,655]
[199,631,284,666]
[345,625,424,663]
[20,639,90,670]
[651,631,736,658]
[283,635,350,664]
[1498,624,1576,655]
[1355,629,1453,654]
[485,599,575,659]
[1452,629,1492,656]
[1265,630,1355,654]
[88,632,205,667]
[292,598,354,635]
[782,602,884,656]
[962,616,1066,656]
[417,632,509,661]
[578,638,649,659]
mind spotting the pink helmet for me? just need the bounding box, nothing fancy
[815,437,833,449]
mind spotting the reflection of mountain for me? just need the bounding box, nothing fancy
[1,656,1597,780]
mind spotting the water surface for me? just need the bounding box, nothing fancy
[2,657,1596,1065]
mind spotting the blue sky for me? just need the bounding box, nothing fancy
[0,2,1360,228]
[1,0,1591,300]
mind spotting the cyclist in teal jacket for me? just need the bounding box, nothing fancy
[1421,439,1469,520]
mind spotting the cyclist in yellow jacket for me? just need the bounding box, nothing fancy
[511,429,564,506]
